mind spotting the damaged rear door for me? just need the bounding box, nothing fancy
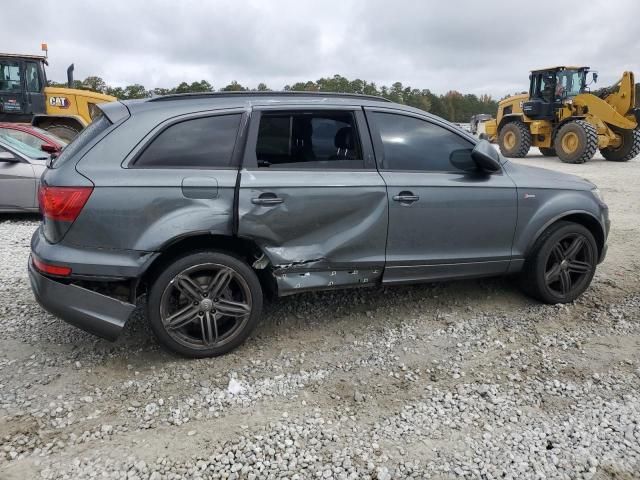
[237,106,388,295]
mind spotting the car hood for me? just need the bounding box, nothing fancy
[504,161,595,191]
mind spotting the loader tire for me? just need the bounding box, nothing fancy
[498,121,531,158]
[554,120,598,164]
[600,127,640,162]
[539,147,557,156]
[44,124,81,143]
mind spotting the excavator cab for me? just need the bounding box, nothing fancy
[524,66,589,121]
[0,54,47,123]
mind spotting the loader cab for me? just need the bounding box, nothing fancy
[524,66,588,121]
[0,54,47,123]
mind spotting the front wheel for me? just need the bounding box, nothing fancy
[498,121,531,158]
[43,124,81,143]
[554,120,598,163]
[600,127,640,162]
[147,251,263,358]
[520,222,598,304]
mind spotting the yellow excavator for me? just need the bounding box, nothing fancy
[484,66,639,163]
[0,45,115,141]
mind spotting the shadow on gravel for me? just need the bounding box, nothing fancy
[20,275,529,365]
[0,213,41,222]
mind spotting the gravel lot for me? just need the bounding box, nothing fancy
[1,151,639,479]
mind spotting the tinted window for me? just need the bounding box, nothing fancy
[136,114,241,168]
[373,112,474,172]
[256,111,363,169]
[0,61,21,91]
[25,62,41,92]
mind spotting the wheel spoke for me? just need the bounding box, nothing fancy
[175,275,203,302]
[552,243,566,262]
[564,236,584,261]
[200,312,217,345]
[568,260,591,274]
[165,304,199,329]
[208,269,232,298]
[559,270,572,295]
[545,263,562,284]
[216,299,251,317]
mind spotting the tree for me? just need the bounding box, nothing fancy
[220,81,247,92]
[82,76,107,93]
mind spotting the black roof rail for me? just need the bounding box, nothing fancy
[147,91,391,103]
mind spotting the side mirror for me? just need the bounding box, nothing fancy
[41,144,58,154]
[0,151,19,163]
[592,72,598,83]
[471,140,501,173]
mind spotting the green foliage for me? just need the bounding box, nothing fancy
[48,73,498,121]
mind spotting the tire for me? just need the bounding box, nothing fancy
[554,120,598,164]
[539,147,557,156]
[147,251,263,358]
[520,221,598,304]
[600,127,640,162]
[43,124,81,143]
[498,121,531,158]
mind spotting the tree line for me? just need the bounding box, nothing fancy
[49,74,499,123]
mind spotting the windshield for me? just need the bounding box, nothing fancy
[556,70,585,98]
[0,133,49,159]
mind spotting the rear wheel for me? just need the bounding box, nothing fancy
[498,121,531,157]
[43,124,81,143]
[539,147,556,156]
[554,120,598,163]
[600,127,640,162]
[147,251,263,358]
[521,222,598,304]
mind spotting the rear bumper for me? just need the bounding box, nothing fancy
[28,260,135,341]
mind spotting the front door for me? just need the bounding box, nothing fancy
[365,108,518,284]
[24,61,46,116]
[237,107,388,294]
[0,147,36,211]
[0,58,29,122]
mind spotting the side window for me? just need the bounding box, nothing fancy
[372,112,474,172]
[135,114,241,168]
[25,63,41,93]
[256,111,363,169]
[0,61,21,91]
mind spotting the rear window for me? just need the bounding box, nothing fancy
[51,113,111,168]
[134,114,241,169]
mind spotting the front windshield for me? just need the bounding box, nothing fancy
[556,70,585,98]
[0,133,49,159]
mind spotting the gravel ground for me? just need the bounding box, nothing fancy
[1,151,639,479]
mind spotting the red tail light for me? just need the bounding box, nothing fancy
[32,255,72,277]
[38,185,93,222]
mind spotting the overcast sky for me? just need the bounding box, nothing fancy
[3,0,639,98]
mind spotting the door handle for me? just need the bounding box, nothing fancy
[392,191,419,203]
[251,193,284,206]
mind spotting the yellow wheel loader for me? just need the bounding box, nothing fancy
[0,48,115,142]
[484,66,640,163]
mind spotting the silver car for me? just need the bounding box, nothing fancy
[0,134,48,212]
[28,92,609,358]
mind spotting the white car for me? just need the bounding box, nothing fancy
[0,135,48,212]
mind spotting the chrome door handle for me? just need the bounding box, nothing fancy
[251,193,284,206]
[392,192,419,203]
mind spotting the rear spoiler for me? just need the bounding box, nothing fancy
[98,101,130,124]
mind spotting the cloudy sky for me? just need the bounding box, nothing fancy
[4,0,639,98]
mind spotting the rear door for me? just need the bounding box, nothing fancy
[237,106,388,294]
[365,108,518,284]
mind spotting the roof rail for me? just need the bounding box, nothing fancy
[147,91,391,103]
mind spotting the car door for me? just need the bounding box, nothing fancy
[24,61,46,116]
[365,108,518,284]
[0,145,37,211]
[237,106,388,294]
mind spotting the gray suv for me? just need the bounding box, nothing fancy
[29,92,609,357]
